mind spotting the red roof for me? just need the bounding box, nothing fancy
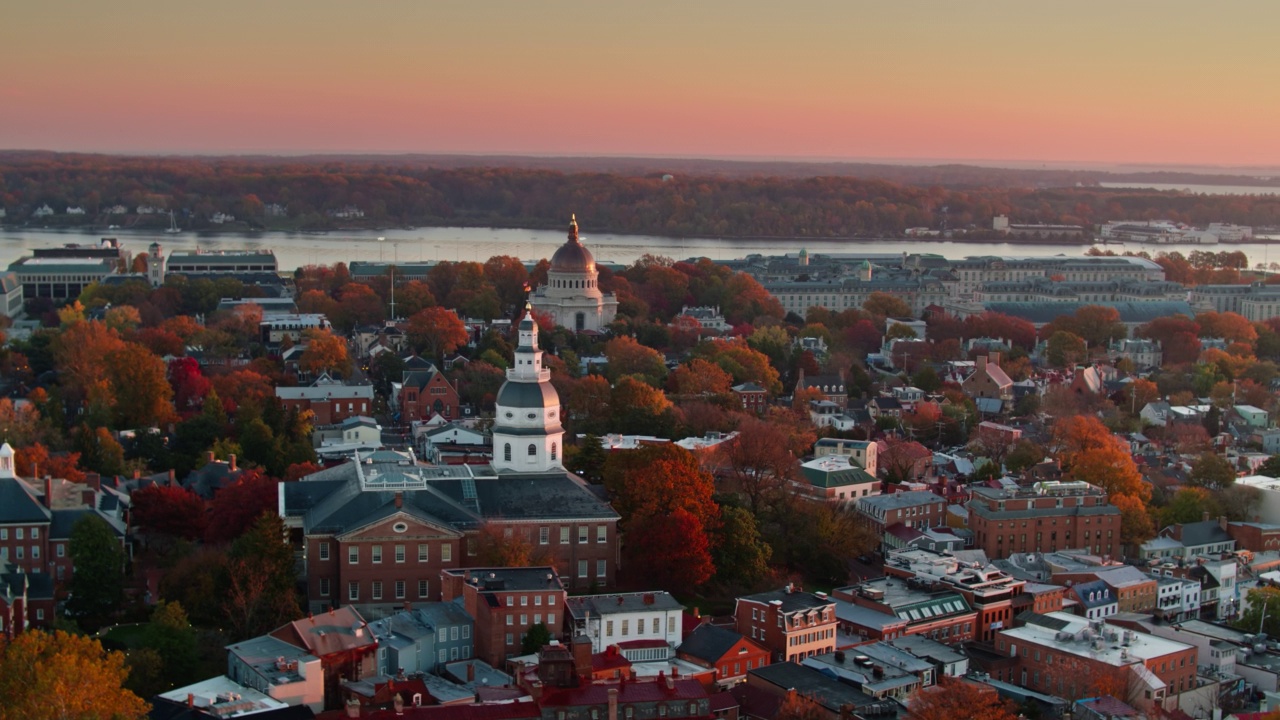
[316,700,541,720]
[615,639,669,650]
[271,606,378,659]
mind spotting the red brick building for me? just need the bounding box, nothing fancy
[834,578,977,646]
[441,567,567,667]
[276,373,375,426]
[967,481,1122,560]
[1227,521,1280,552]
[398,365,461,422]
[855,491,948,551]
[678,622,771,687]
[731,383,769,414]
[995,612,1197,710]
[282,452,620,616]
[734,586,837,663]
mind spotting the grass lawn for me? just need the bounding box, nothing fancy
[101,623,149,649]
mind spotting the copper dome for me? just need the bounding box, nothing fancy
[550,214,596,273]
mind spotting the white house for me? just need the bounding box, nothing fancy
[65,206,86,215]
[565,591,685,659]
[32,204,54,218]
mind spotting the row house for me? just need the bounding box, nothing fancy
[880,548,1034,643]
[967,481,1123,560]
[677,623,771,687]
[834,577,978,646]
[268,606,379,711]
[441,567,567,667]
[734,586,837,663]
[366,601,475,676]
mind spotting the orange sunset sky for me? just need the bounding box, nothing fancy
[2,1,1277,167]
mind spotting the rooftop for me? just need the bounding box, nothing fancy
[566,591,683,619]
[446,567,565,593]
[859,491,945,512]
[1001,612,1193,666]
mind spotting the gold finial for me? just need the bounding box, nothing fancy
[568,213,579,242]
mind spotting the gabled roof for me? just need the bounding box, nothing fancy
[1175,519,1233,548]
[677,624,754,665]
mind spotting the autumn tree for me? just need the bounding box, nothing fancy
[0,630,149,720]
[711,506,772,591]
[694,338,782,394]
[1136,315,1202,365]
[718,418,803,515]
[472,523,555,567]
[13,443,85,484]
[298,328,352,377]
[1045,330,1087,368]
[204,470,282,543]
[862,292,912,319]
[130,484,208,541]
[406,306,469,360]
[610,376,679,437]
[1042,305,1126,347]
[1052,415,1152,543]
[1196,311,1258,345]
[905,676,1018,720]
[104,342,176,428]
[625,507,716,589]
[604,335,668,387]
[668,358,733,397]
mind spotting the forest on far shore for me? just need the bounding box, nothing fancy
[3,151,1280,238]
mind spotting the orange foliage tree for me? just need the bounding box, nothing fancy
[0,630,149,720]
[905,677,1018,720]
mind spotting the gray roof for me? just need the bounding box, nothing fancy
[860,491,945,512]
[739,588,835,614]
[677,624,749,665]
[1071,579,1115,608]
[1175,519,1234,548]
[0,478,51,524]
[748,663,894,714]
[49,508,126,539]
[566,592,683,620]
[983,301,1194,325]
[885,635,965,665]
[495,381,560,410]
[443,567,563,592]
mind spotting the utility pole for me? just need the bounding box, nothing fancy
[389,266,396,321]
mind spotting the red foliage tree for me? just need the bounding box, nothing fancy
[624,508,715,589]
[168,357,211,413]
[1136,315,1202,364]
[204,470,282,544]
[130,484,208,540]
[14,443,86,484]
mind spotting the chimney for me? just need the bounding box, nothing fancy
[85,472,101,492]
[976,356,987,372]
[206,450,215,464]
[608,688,619,720]
[1202,511,1210,522]
[572,634,593,677]
[393,693,404,715]
[132,469,141,480]
[187,694,195,708]
[1219,516,1228,532]
[467,663,475,682]
[44,477,54,509]
[989,351,1001,367]
[228,454,237,472]
[395,492,403,509]
[167,469,175,483]
[345,699,361,718]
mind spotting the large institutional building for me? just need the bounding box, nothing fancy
[280,305,619,619]
[531,216,618,332]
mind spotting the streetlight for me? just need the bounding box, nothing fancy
[378,236,385,262]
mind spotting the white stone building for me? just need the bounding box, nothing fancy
[531,216,618,332]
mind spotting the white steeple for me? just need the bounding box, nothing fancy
[0,443,14,478]
[491,304,564,473]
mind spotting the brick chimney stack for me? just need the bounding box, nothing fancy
[228,454,237,472]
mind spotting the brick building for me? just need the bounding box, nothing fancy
[730,383,768,414]
[275,373,375,426]
[833,577,978,646]
[962,354,1013,408]
[398,363,461,423]
[968,481,1123,560]
[995,612,1197,711]
[734,587,837,663]
[441,567,567,667]
[283,314,620,615]
[677,623,771,687]
[856,491,948,550]
[878,548,1030,644]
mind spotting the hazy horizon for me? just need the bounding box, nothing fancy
[4,1,1278,167]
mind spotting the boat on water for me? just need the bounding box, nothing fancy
[165,210,180,234]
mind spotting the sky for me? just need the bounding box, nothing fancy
[2,1,1277,167]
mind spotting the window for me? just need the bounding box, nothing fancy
[349,582,359,601]
[548,613,555,625]
[56,544,64,558]
[520,615,528,625]
[0,529,5,540]
[535,613,542,624]
[506,633,514,646]
[507,597,514,607]
[15,529,21,540]
[31,546,38,560]
[439,649,447,663]
[560,527,570,544]
[597,560,607,578]
[372,545,383,563]
[578,560,588,578]
[507,615,514,626]
[579,526,588,544]
[395,545,405,563]
[319,542,330,560]
[15,546,21,560]
[551,443,558,460]
[372,581,383,600]
[441,544,452,562]
[419,580,429,598]
[521,595,529,607]
[528,444,537,456]
[418,543,429,562]
[349,546,359,564]
[539,527,549,545]
[597,526,607,544]
[622,620,629,636]
[395,580,406,599]
[452,627,459,641]
[668,616,675,633]
[535,595,543,606]
[504,444,512,462]
[462,625,470,639]
[607,620,614,636]
[320,578,330,596]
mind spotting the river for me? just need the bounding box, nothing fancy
[3,226,1280,271]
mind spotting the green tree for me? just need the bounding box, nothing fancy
[521,622,553,654]
[910,366,942,393]
[1238,586,1280,639]
[223,514,302,640]
[1189,452,1237,490]
[1160,488,1221,527]
[568,434,608,484]
[129,601,199,698]
[1045,331,1087,368]
[712,506,772,591]
[66,515,125,631]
